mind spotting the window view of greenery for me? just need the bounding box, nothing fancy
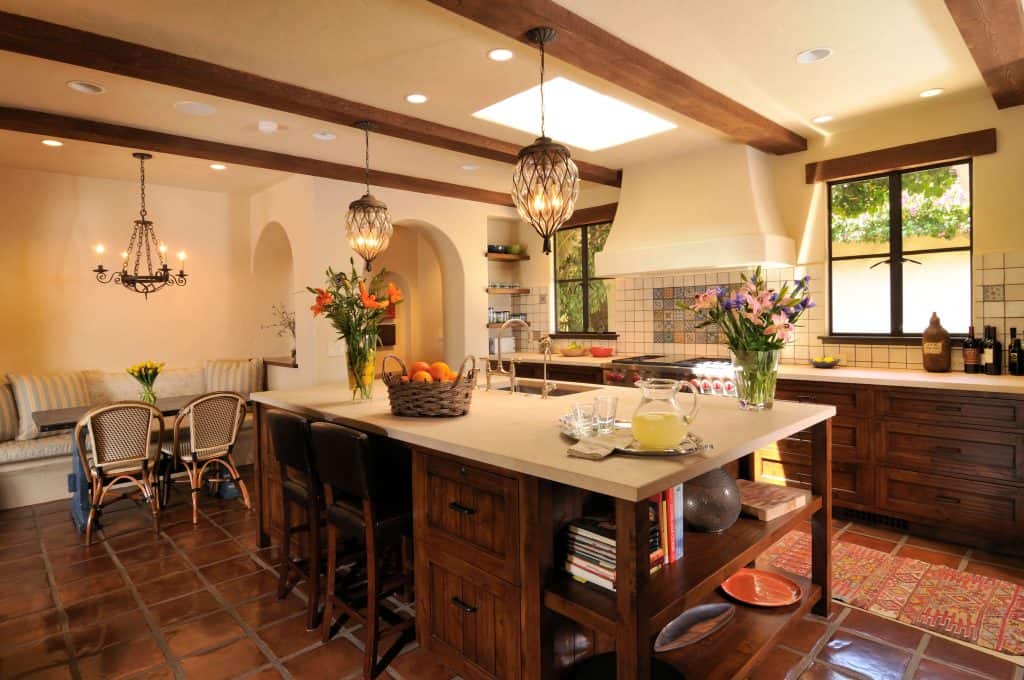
[555,222,613,333]
[830,162,971,335]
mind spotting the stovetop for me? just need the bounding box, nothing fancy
[610,355,729,367]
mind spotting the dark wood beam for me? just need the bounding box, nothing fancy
[0,107,515,206]
[946,0,1024,109]
[0,10,621,187]
[427,0,807,155]
[561,202,617,228]
[805,129,997,184]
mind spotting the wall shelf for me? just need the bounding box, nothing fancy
[486,252,530,262]
[486,287,531,295]
[487,322,529,329]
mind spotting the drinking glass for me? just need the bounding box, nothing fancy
[572,401,597,437]
[594,395,618,434]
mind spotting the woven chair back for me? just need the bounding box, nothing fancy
[186,392,245,458]
[85,403,158,468]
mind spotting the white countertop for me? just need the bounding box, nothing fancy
[252,382,834,501]
[778,364,1024,395]
[486,352,611,367]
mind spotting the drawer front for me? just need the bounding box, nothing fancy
[424,455,520,584]
[755,452,874,508]
[513,362,603,385]
[776,380,870,418]
[769,417,870,463]
[878,467,1022,530]
[423,554,520,680]
[877,421,1024,483]
[878,390,1023,429]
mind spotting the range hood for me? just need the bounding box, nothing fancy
[595,144,796,277]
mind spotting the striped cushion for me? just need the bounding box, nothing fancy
[0,434,74,464]
[7,372,91,441]
[0,382,18,442]
[204,359,264,397]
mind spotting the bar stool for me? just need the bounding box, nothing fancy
[309,421,414,679]
[74,402,164,545]
[265,409,322,631]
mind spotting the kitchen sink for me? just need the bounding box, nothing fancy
[496,380,600,397]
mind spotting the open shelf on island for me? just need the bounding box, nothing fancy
[543,496,822,637]
[486,287,531,295]
[486,252,530,261]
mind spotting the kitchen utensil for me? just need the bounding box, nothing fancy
[720,568,802,607]
[631,378,698,450]
[653,603,735,653]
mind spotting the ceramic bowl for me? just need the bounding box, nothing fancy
[559,346,588,357]
[505,244,524,255]
[810,357,841,369]
[589,346,613,357]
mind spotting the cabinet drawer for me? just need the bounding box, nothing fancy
[755,453,874,508]
[877,421,1024,483]
[878,468,1022,531]
[513,362,603,385]
[776,380,871,418]
[424,455,520,584]
[768,417,870,463]
[878,390,1023,429]
[422,553,520,680]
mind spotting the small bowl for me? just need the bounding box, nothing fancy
[589,346,613,358]
[810,357,841,369]
[559,346,588,357]
[505,244,524,255]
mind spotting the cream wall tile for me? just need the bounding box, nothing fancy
[983,253,1004,269]
[1004,251,1024,268]
[983,269,1005,285]
[1007,301,1024,317]
[1007,284,1024,301]
[984,302,1005,317]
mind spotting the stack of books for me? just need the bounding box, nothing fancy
[655,483,686,565]
[564,505,663,592]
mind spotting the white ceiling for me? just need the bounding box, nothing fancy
[0,0,990,194]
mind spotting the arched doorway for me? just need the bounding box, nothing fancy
[251,222,296,359]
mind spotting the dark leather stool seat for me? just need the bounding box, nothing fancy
[281,478,312,504]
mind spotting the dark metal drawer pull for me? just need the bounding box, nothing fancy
[935,495,961,504]
[451,597,477,613]
[448,501,477,516]
[933,446,961,455]
[934,405,962,413]
[796,395,816,402]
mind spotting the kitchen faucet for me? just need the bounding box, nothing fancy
[494,318,529,393]
[537,334,557,399]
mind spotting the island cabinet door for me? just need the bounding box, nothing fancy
[422,552,521,680]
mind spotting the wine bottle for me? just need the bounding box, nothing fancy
[985,326,1003,376]
[962,325,980,374]
[980,326,993,374]
[1009,327,1022,376]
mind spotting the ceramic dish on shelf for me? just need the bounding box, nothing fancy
[589,346,613,358]
[720,568,802,607]
[653,603,735,653]
[557,415,713,457]
[810,356,841,369]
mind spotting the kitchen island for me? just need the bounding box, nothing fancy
[251,382,835,680]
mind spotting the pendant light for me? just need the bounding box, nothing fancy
[511,27,580,255]
[346,121,393,271]
[91,152,188,298]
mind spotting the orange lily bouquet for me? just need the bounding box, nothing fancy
[308,258,404,399]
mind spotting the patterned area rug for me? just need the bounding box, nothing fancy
[758,530,1024,657]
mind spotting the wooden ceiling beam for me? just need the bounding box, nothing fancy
[0,10,621,186]
[427,0,807,155]
[945,0,1024,109]
[0,107,515,206]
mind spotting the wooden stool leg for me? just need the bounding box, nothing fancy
[400,534,413,603]
[84,480,100,546]
[276,496,293,600]
[363,517,380,679]
[224,455,252,510]
[321,522,337,643]
[306,498,321,631]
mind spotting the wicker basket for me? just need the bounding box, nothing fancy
[382,356,477,417]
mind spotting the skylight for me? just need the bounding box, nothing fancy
[472,77,676,152]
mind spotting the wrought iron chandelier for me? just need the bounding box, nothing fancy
[92,152,187,298]
[511,27,580,255]
[346,121,393,271]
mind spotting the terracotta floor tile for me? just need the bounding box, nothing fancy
[838,532,899,554]
[206,506,253,524]
[99,514,157,538]
[179,636,268,679]
[845,522,906,542]
[20,663,74,679]
[840,608,924,650]
[219,516,258,536]
[963,561,1024,587]
[968,550,1024,570]
[182,539,246,567]
[104,530,165,553]
[257,616,323,659]
[122,664,176,680]
[243,668,286,679]
[284,637,364,679]
[896,545,964,568]
[47,545,108,571]
[214,570,279,605]
[51,554,116,584]
[798,662,861,679]
[0,633,71,677]
[233,533,262,551]
[77,635,166,680]
[0,505,36,520]
[388,646,456,680]
[914,657,990,679]
[747,645,805,680]
[0,608,63,653]
[905,535,970,556]
[68,609,152,656]
[40,524,88,550]
[115,541,179,567]
[162,610,246,657]
[64,589,138,630]
[137,570,206,606]
[0,569,50,600]
[199,555,264,584]
[777,615,830,653]
[162,517,216,537]
[124,555,191,585]
[0,587,54,621]
[56,571,126,606]
[818,631,912,680]
[0,537,43,563]
[0,524,41,546]
[148,589,221,628]
[34,499,72,517]
[236,594,306,630]
[169,526,230,550]
[923,636,1018,680]
[0,554,46,582]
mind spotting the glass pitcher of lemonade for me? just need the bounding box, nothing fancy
[631,379,699,449]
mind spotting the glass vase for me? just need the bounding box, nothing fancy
[730,349,780,411]
[139,385,157,405]
[346,333,377,401]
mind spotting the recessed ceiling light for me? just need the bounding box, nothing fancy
[174,100,217,116]
[796,47,833,64]
[473,76,676,152]
[811,114,833,124]
[312,131,337,141]
[66,80,105,95]
[461,163,480,171]
[209,163,227,171]
[257,120,279,133]
[405,93,428,104]
[919,88,944,98]
[488,48,514,62]
[41,139,63,147]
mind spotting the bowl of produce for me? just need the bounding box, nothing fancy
[559,342,588,357]
[589,346,613,358]
[505,243,524,255]
[810,356,841,369]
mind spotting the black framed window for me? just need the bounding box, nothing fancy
[554,222,614,333]
[828,160,972,336]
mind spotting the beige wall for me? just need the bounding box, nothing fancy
[0,166,254,374]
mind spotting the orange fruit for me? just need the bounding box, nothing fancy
[429,361,450,381]
[411,370,433,383]
[399,375,410,384]
[409,361,431,378]
[445,371,458,382]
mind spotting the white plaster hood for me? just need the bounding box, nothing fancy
[595,144,796,276]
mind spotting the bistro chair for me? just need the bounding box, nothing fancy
[74,402,164,545]
[159,391,250,524]
[309,420,414,678]
[265,409,323,631]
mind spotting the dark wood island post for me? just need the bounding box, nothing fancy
[810,418,833,616]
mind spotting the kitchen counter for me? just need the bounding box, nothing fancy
[252,381,834,501]
[486,351,611,367]
[778,363,1024,394]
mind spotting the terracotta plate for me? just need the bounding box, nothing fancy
[720,568,802,607]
